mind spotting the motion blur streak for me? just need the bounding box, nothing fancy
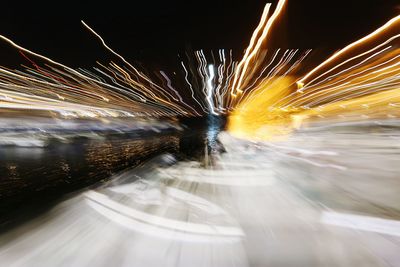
[1,1,400,266]
[2,130,400,266]
[298,15,400,86]
[229,12,400,140]
[230,0,287,99]
[228,76,295,140]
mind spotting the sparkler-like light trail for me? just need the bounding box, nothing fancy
[2,2,400,267]
[228,7,400,140]
[0,0,303,124]
[230,0,287,98]
[0,0,398,141]
[0,28,237,118]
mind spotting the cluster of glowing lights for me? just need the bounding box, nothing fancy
[228,1,400,140]
[0,0,399,140]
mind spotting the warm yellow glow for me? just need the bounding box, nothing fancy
[229,13,400,141]
[228,77,296,141]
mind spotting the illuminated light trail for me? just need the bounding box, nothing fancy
[0,27,202,117]
[0,0,398,134]
[180,61,208,113]
[2,3,400,266]
[81,20,186,105]
[159,70,202,116]
[298,15,400,87]
[230,3,272,97]
[206,64,217,115]
[1,17,253,118]
[179,49,239,114]
[228,6,400,141]
[279,50,400,109]
[228,76,296,141]
[230,0,287,99]
[240,49,311,110]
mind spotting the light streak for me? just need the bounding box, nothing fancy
[231,0,287,97]
[0,0,398,135]
[206,65,217,115]
[298,15,400,87]
[228,8,400,141]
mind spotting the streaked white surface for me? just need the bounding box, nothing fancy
[2,123,400,266]
[321,212,400,237]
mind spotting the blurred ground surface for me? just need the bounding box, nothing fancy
[1,120,400,266]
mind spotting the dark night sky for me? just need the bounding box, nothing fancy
[0,0,399,70]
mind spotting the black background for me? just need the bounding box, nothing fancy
[0,0,399,70]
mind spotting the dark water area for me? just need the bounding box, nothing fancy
[0,133,179,229]
[178,115,227,162]
[0,116,227,230]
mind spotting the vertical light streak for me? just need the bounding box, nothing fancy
[206,64,217,115]
[231,0,287,97]
[180,61,208,113]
